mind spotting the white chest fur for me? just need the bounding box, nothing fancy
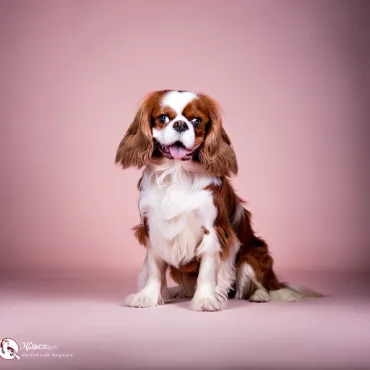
[138,161,220,268]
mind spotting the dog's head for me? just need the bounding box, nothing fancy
[115,90,238,177]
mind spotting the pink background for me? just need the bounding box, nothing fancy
[1,2,370,370]
[1,0,369,276]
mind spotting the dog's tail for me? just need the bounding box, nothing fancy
[269,282,326,301]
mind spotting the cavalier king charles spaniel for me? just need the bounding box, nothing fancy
[115,90,322,312]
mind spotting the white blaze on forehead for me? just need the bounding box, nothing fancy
[161,91,198,115]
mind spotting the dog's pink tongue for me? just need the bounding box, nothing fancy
[169,145,190,159]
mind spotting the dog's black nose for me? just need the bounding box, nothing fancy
[173,120,189,133]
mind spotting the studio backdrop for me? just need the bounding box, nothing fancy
[0,0,369,277]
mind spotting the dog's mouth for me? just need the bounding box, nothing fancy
[159,141,193,160]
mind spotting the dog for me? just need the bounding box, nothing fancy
[115,90,322,311]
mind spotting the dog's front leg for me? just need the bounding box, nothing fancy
[189,193,224,312]
[190,252,221,312]
[125,246,166,308]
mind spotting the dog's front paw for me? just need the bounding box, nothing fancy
[190,295,222,312]
[124,291,163,308]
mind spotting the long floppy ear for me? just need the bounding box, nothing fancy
[199,95,238,177]
[115,93,159,169]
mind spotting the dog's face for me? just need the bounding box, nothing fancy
[152,91,205,161]
[115,90,238,177]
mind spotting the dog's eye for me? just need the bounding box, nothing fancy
[191,117,202,127]
[158,115,170,124]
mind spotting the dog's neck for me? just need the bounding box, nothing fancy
[142,158,220,190]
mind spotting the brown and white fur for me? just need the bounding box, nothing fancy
[115,90,322,312]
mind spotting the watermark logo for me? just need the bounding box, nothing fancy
[0,338,20,360]
[21,342,57,352]
[0,338,73,360]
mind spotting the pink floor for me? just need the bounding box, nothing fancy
[1,270,369,370]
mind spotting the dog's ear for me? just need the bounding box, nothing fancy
[115,92,162,169]
[199,95,238,177]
